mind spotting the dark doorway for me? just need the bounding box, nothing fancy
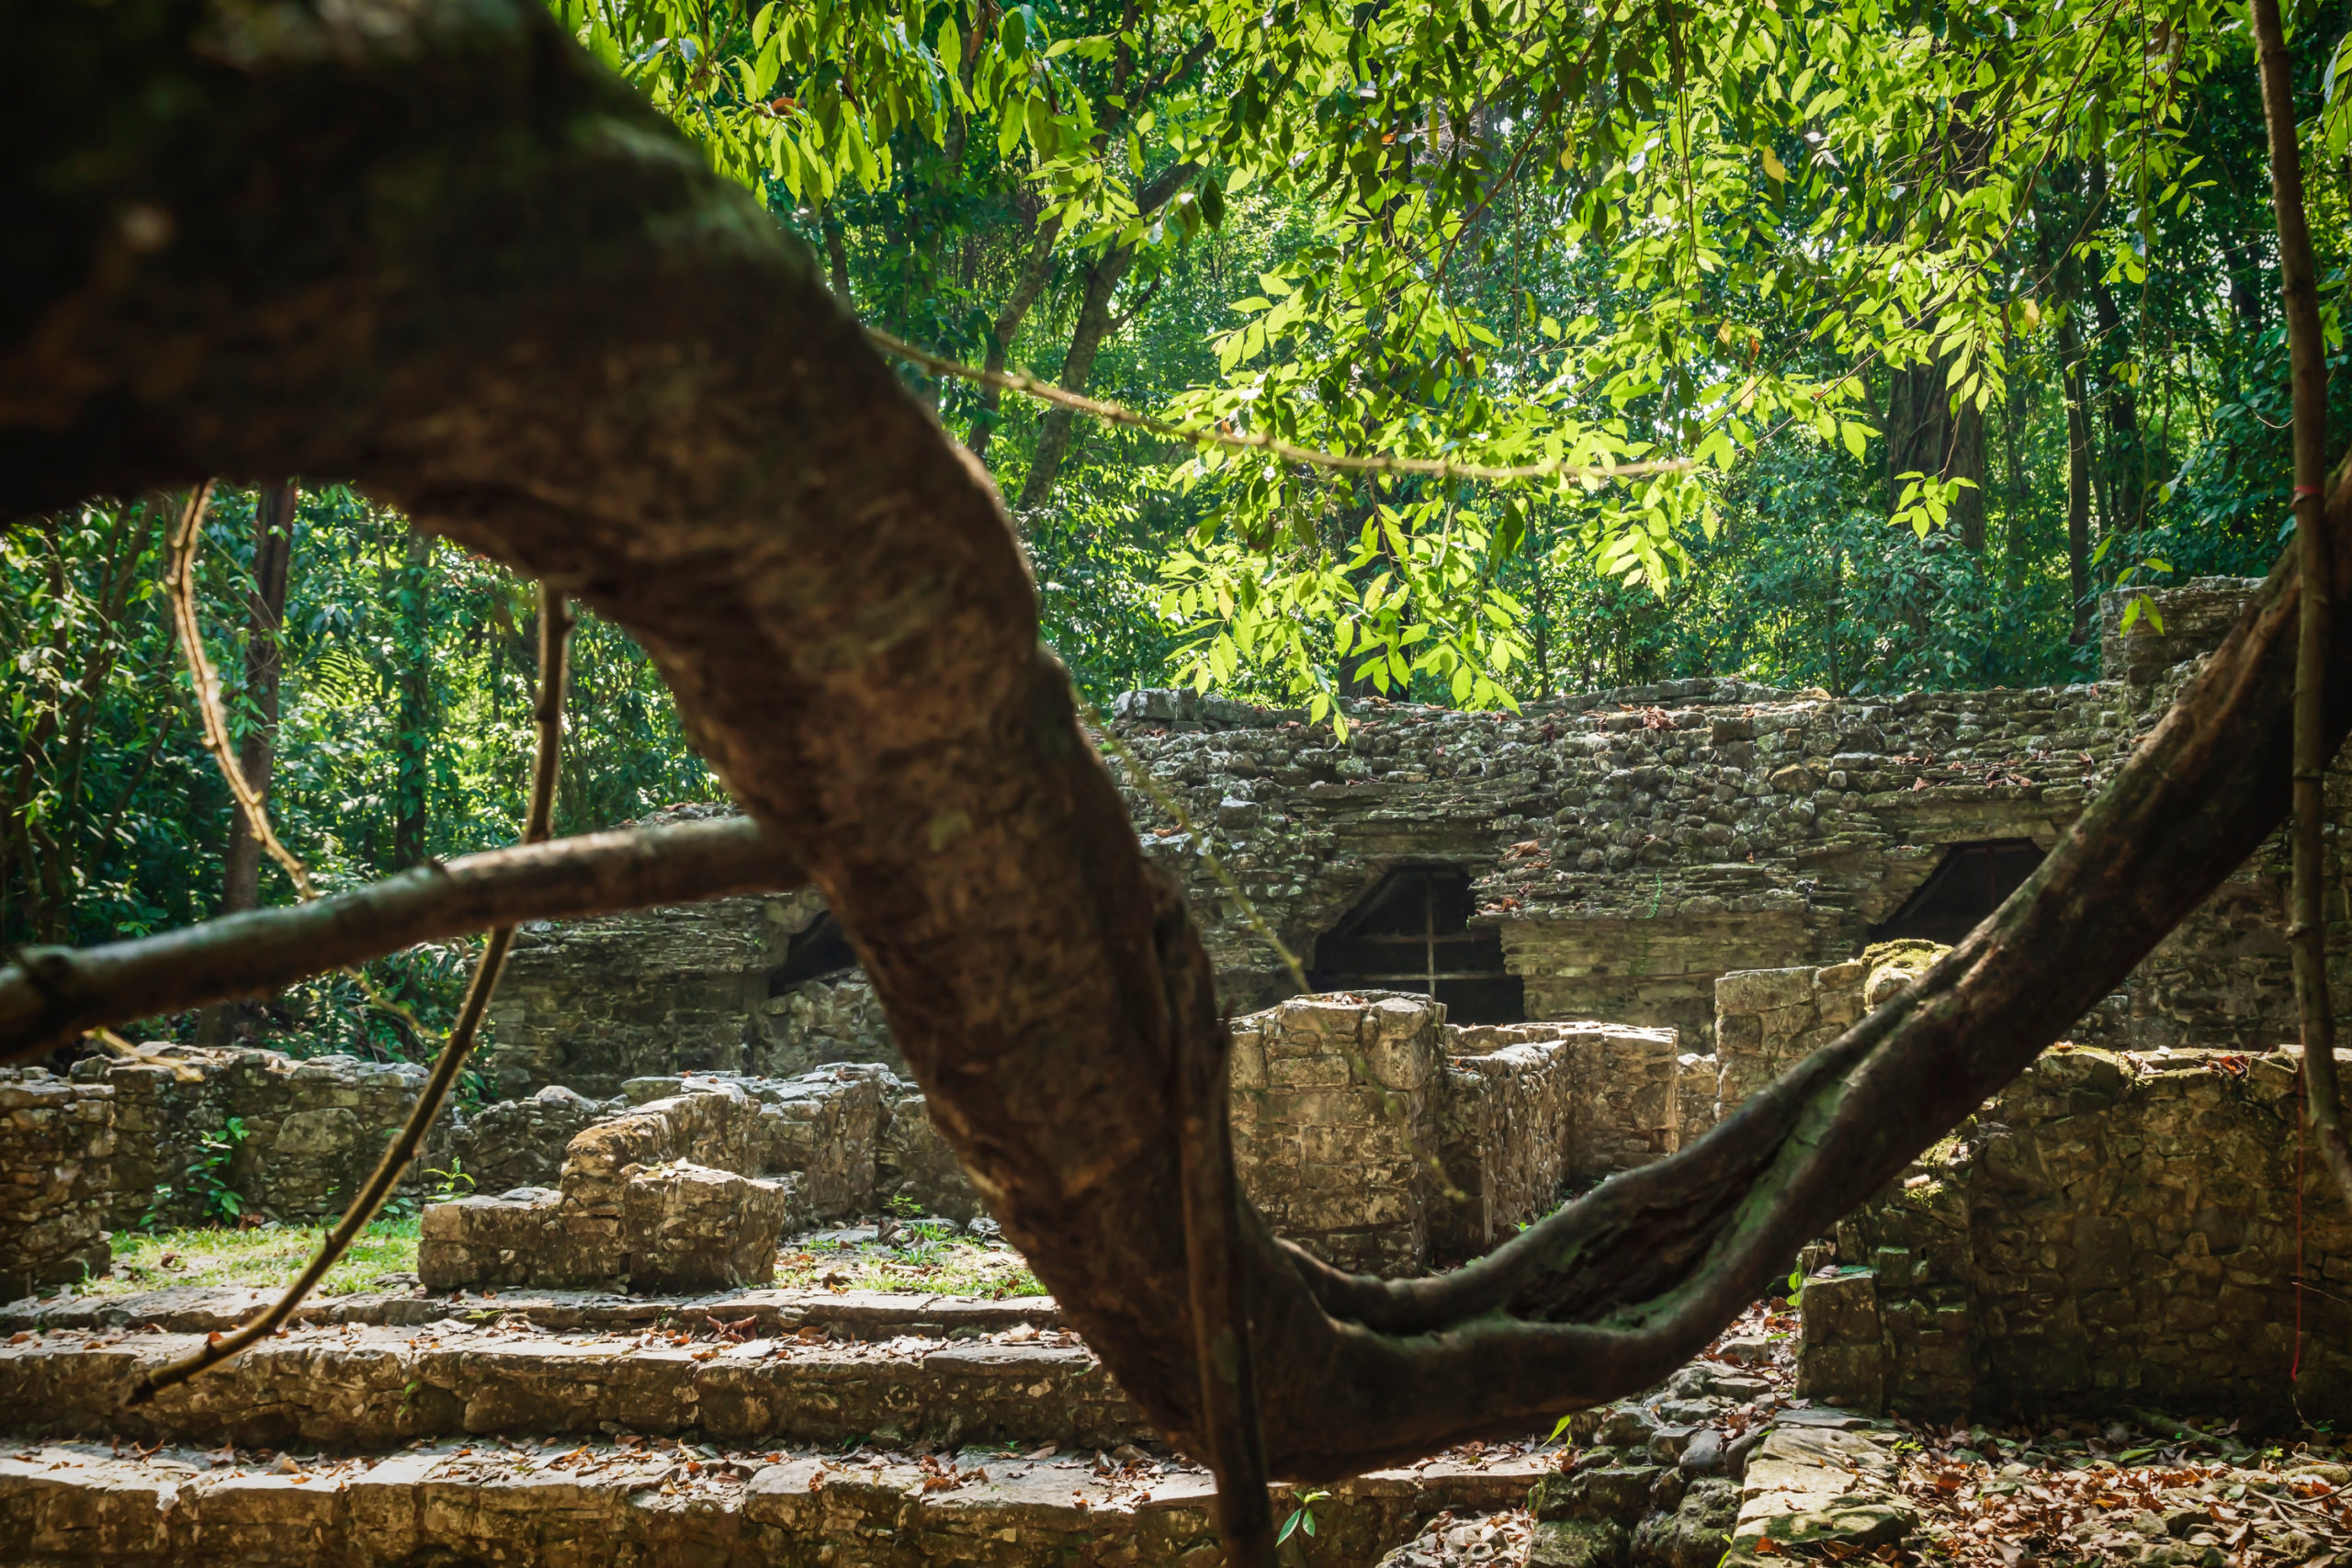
[1867,840,2045,946]
[1308,866,1526,1024]
[769,913,859,993]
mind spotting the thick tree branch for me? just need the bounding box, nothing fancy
[0,818,804,1066]
[7,0,2349,1490]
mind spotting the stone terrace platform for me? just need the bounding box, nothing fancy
[0,1293,1129,1454]
[0,1439,1548,1568]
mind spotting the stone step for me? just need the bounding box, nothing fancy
[0,1318,1133,1453]
[0,1285,1060,1342]
[0,1439,1549,1568]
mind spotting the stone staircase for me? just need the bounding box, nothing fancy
[0,1285,1932,1568]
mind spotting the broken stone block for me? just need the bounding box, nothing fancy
[1795,1270,1883,1412]
[876,1092,982,1223]
[1631,1476,1736,1568]
[1726,1426,1915,1565]
[415,1187,560,1291]
[621,1162,794,1291]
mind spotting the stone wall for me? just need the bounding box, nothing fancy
[1230,996,1714,1274]
[1722,953,2352,1424]
[485,579,2341,1101]
[1804,1043,2352,1425]
[426,1084,612,1199]
[68,1046,432,1231]
[484,885,901,1103]
[0,1069,113,1300]
[1230,995,1447,1275]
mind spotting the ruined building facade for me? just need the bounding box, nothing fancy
[481,577,2342,1100]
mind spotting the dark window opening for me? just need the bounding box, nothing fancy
[1308,866,1525,1025]
[1867,840,2045,946]
[769,913,859,993]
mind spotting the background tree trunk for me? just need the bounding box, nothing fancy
[1885,355,1988,550]
[197,481,295,1045]
[390,530,433,869]
[2086,160,2146,534]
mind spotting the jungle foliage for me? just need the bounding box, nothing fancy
[6,0,2347,1050]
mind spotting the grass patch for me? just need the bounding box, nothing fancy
[777,1228,1046,1299]
[83,1218,421,1298]
[79,1219,1042,1302]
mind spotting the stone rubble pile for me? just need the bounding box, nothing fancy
[418,1066,972,1292]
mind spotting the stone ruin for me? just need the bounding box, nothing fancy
[4,575,2352,1565]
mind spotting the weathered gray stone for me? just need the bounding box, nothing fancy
[65,1046,428,1230]
[421,1071,897,1291]
[1630,1477,1736,1568]
[1725,1426,1914,1563]
[0,1323,1144,1450]
[874,1093,982,1223]
[0,1436,1558,1567]
[0,1069,114,1300]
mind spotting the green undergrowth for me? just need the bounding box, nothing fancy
[775,1230,1046,1300]
[83,1218,422,1298]
[75,1220,1044,1302]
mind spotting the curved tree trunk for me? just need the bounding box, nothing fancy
[6,0,2351,1488]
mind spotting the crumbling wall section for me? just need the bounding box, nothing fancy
[1230,994,1444,1276]
[70,1047,429,1230]
[486,879,901,1103]
[1233,998,1704,1273]
[0,1069,114,1301]
[1778,1035,2352,1425]
[419,1068,898,1292]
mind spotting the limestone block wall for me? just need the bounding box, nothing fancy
[470,579,2347,1099]
[1233,998,1712,1273]
[427,1085,613,1199]
[876,1093,983,1223]
[1712,943,1943,1118]
[69,1047,430,1230]
[1230,995,1442,1276]
[485,887,900,1103]
[1817,1044,2352,1424]
[0,1069,114,1300]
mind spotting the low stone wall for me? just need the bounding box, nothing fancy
[68,1047,430,1231]
[1712,942,1940,1116]
[876,1094,983,1223]
[1727,952,2352,1424]
[0,1070,114,1300]
[426,1084,611,1199]
[1800,1043,2352,1425]
[1231,996,1447,1275]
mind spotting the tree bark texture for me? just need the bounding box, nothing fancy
[2084,160,2145,535]
[1009,161,1196,513]
[967,218,1059,463]
[390,528,434,868]
[222,482,295,917]
[1013,245,1136,513]
[2052,247,2098,644]
[8,0,2352,1483]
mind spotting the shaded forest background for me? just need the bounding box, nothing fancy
[6,0,2344,1059]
